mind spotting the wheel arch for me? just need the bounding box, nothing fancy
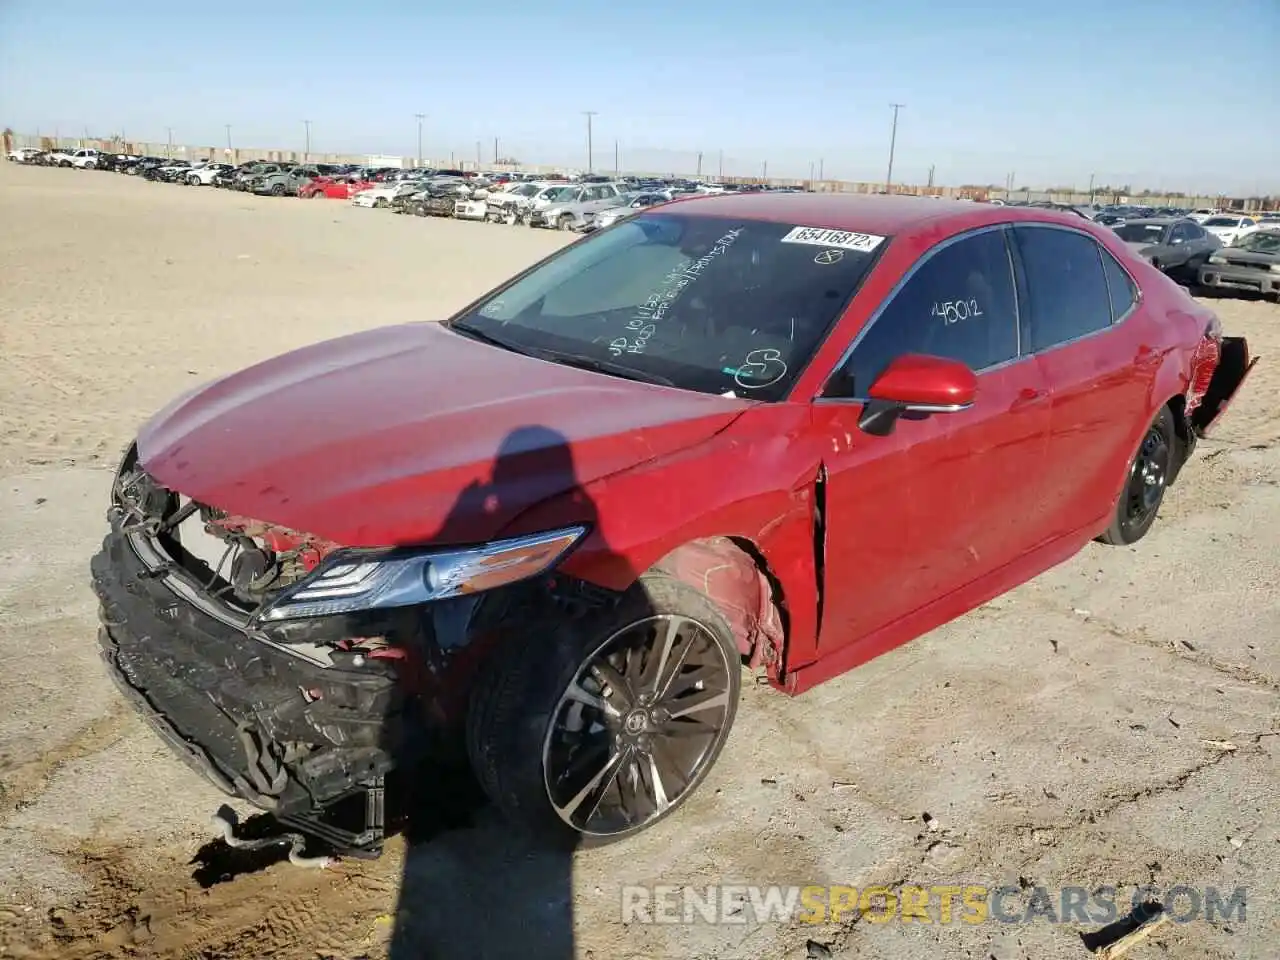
[647,536,789,674]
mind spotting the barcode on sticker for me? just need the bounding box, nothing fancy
[779,226,885,252]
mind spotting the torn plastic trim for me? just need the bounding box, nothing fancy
[1191,336,1257,437]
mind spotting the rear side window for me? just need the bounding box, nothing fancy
[1014,226,1112,351]
[1100,247,1137,321]
[837,229,1019,395]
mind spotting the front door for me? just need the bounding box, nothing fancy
[813,226,1052,653]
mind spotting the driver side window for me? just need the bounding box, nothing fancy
[832,229,1019,397]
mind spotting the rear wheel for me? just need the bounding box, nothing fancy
[270,183,285,196]
[466,575,741,848]
[1100,406,1175,545]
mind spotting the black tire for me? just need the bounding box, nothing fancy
[1099,406,1176,545]
[558,214,575,231]
[466,574,741,849]
[503,209,518,226]
[374,197,388,208]
[270,183,285,196]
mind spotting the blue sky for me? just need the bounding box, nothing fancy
[2,0,1276,194]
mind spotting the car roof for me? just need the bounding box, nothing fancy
[658,192,1092,236]
[1122,217,1180,226]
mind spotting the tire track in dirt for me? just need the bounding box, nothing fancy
[2,838,406,960]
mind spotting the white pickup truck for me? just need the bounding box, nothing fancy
[49,148,101,169]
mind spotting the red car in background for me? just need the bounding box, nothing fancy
[299,176,373,200]
[92,195,1253,857]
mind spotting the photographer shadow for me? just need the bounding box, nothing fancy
[384,424,638,960]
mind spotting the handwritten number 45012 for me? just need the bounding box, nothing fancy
[931,300,982,324]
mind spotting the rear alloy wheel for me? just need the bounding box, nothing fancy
[1100,406,1175,545]
[467,575,741,847]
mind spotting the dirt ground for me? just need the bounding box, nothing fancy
[0,162,1276,960]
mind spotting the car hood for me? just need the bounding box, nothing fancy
[1217,247,1280,266]
[137,323,748,547]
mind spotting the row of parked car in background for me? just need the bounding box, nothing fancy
[11,145,1279,300]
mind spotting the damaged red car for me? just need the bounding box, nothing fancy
[92,194,1254,855]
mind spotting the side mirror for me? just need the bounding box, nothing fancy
[858,354,977,436]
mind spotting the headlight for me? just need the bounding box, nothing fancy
[1208,255,1227,265]
[258,525,587,620]
[1269,264,1280,274]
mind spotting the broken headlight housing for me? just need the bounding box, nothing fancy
[257,526,587,621]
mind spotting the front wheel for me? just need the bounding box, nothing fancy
[1099,406,1175,545]
[270,183,285,196]
[466,575,741,848]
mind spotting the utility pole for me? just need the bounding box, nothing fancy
[415,113,425,166]
[166,126,173,158]
[761,160,767,182]
[303,119,311,161]
[1088,172,1096,205]
[718,149,723,179]
[885,103,905,194]
[927,164,935,188]
[582,111,597,173]
[818,158,824,180]
[809,161,815,183]
[614,140,619,174]
[493,136,499,164]
[476,140,482,168]
[697,151,703,177]
[225,124,232,150]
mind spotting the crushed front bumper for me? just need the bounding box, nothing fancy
[90,514,406,828]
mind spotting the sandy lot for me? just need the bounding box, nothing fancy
[0,162,1276,960]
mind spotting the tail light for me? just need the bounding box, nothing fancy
[1187,331,1221,414]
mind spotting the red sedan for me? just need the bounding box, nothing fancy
[298,176,372,199]
[92,194,1253,854]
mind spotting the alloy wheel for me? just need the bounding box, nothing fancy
[542,614,734,838]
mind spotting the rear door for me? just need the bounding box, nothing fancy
[1012,225,1150,539]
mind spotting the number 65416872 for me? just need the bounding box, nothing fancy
[931,300,983,324]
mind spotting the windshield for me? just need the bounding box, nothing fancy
[543,186,580,202]
[1204,217,1241,227]
[1115,224,1167,245]
[1233,231,1280,253]
[447,213,886,401]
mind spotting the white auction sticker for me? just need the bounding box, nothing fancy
[779,226,885,252]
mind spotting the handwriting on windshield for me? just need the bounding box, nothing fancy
[931,299,983,325]
[723,348,788,389]
[609,228,744,357]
